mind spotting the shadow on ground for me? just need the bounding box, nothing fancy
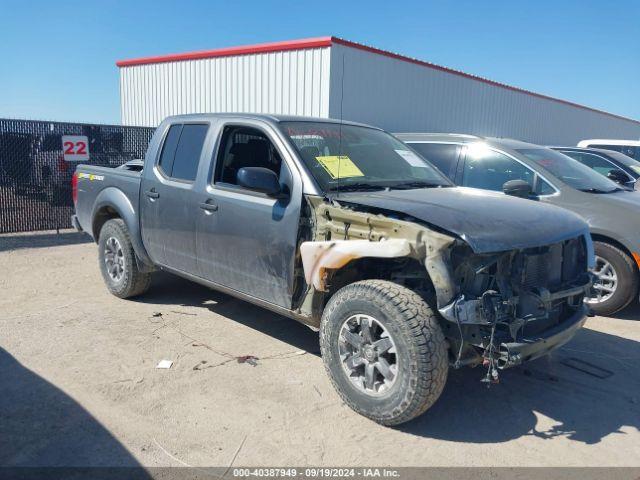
[140,272,321,355]
[613,302,640,321]
[0,231,92,252]
[400,325,639,444]
[0,347,147,469]
[141,273,639,445]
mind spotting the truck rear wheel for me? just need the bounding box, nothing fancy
[320,280,448,426]
[586,241,638,316]
[98,218,152,299]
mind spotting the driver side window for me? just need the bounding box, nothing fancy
[215,126,283,186]
[463,148,535,192]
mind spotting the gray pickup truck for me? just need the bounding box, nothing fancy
[73,114,592,426]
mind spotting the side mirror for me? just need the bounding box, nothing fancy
[237,167,282,196]
[503,179,532,198]
[607,169,628,185]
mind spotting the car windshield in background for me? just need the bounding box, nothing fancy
[517,148,621,193]
[601,150,640,175]
[279,122,452,192]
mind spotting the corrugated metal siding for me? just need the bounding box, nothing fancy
[120,47,331,127]
[328,44,640,145]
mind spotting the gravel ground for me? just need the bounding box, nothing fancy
[0,230,639,468]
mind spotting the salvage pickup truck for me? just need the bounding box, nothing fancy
[73,114,593,426]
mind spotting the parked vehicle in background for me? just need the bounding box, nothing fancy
[551,146,640,190]
[577,139,640,161]
[398,133,640,316]
[73,114,592,425]
[0,133,34,192]
[33,131,137,206]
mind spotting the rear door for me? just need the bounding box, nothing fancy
[195,121,303,308]
[140,122,210,273]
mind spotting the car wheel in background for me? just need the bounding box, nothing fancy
[319,280,448,426]
[586,241,639,316]
[98,218,152,299]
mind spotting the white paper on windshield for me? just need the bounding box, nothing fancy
[395,149,428,168]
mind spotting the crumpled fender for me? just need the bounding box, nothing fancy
[300,239,411,291]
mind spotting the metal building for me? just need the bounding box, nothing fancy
[117,37,640,145]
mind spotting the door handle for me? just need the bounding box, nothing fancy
[145,190,160,199]
[200,202,218,212]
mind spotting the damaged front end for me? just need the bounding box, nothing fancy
[438,237,592,378]
[297,195,591,383]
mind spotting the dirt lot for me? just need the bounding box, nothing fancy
[1,231,639,468]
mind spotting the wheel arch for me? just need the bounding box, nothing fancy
[91,188,153,267]
[590,233,640,274]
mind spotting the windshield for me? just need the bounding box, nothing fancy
[279,122,452,192]
[600,150,640,175]
[517,148,621,193]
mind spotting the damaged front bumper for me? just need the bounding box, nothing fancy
[496,303,587,368]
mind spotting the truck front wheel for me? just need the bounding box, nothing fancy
[98,219,152,299]
[320,280,448,426]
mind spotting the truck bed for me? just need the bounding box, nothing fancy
[74,164,142,239]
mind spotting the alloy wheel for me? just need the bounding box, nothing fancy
[104,237,125,282]
[587,255,618,304]
[338,314,398,396]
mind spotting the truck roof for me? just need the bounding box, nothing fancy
[161,113,380,130]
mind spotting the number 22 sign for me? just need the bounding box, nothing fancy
[62,135,90,161]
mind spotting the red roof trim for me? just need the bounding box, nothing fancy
[116,36,639,125]
[115,37,333,67]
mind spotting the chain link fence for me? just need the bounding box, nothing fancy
[0,119,155,234]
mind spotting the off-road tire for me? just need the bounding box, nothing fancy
[320,280,448,426]
[98,218,152,299]
[589,241,638,316]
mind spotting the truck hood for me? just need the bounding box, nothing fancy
[337,187,589,253]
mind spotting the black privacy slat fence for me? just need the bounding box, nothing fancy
[0,119,155,234]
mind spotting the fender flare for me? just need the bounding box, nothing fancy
[91,187,153,267]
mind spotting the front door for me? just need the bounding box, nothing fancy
[196,123,302,308]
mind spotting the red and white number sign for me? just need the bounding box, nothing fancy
[62,135,90,161]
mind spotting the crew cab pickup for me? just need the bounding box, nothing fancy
[73,114,593,425]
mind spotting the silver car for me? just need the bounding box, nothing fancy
[397,133,640,316]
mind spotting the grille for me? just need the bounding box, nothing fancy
[521,237,585,290]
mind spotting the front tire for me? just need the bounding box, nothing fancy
[320,280,448,426]
[587,241,639,316]
[98,219,152,299]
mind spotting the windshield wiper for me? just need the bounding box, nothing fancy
[327,182,388,192]
[387,181,449,190]
[577,187,619,194]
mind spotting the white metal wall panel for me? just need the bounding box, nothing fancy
[328,44,640,145]
[119,47,331,127]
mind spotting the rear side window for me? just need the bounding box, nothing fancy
[407,143,460,179]
[158,125,182,175]
[157,123,208,181]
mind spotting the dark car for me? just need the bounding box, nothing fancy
[551,146,640,190]
[397,133,640,316]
